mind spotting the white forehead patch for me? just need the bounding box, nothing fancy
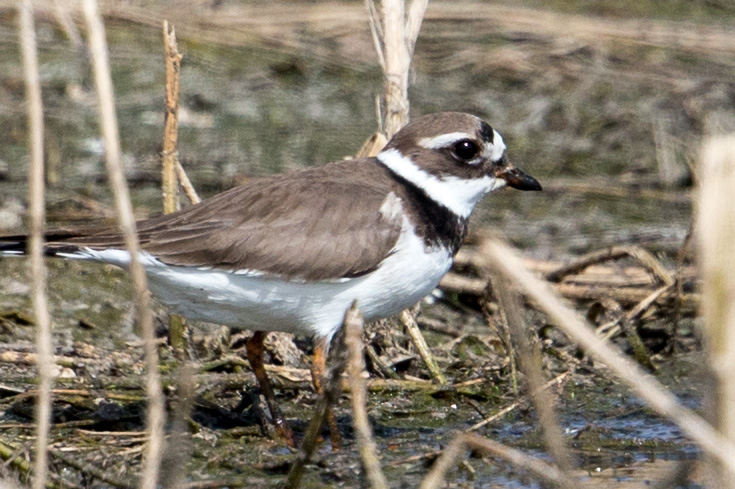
[376,148,506,219]
[484,130,506,162]
[418,132,474,150]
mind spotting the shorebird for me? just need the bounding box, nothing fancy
[0,112,541,446]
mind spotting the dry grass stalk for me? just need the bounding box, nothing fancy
[491,274,575,481]
[481,238,735,476]
[346,307,389,489]
[545,245,674,285]
[51,0,83,49]
[466,372,569,432]
[367,0,427,138]
[418,432,568,489]
[175,160,200,205]
[18,2,53,488]
[378,0,409,137]
[80,1,166,488]
[367,0,447,387]
[697,136,735,487]
[284,304,355,489]
[160,20,193,363]
[441,269,699,312]
[400,310,446,384]
[162,20,182,214]
[159,365,195,489]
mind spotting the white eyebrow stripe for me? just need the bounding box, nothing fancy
[418,132,475,150]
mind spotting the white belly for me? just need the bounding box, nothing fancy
[81,220,453,340]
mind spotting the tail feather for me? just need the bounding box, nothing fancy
[0,227,125,258]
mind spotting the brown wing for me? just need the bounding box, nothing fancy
[40,159,404,281]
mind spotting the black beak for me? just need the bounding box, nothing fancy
[499,166,542,191]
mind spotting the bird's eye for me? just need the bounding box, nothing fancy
[452,140,479,161]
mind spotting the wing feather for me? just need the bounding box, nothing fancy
[40,159,405,281]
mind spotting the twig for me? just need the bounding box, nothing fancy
[18,2,53,489]
[482,238,735,477]
[492,273,575,481]
[466,372,569,432]
[483,280,517,394]
[346,307,389,489]
[284,304,355,489]
[439,271,700,312]
[419,433,568,489]
[0,350,77,369]
[365,344,400,380]
[160,365,196,489]
[51,0,82,49]
[81,2,166,488]
[161,20,182,214]
[48,449,133,489]
[400,310,446,384]
[161,21,192,362]
[545,245,674,285]
[404,0,428,58]
[378,0,409,138]
[365,0,385,70]
[175,160,200,204]
[671,217,694,349]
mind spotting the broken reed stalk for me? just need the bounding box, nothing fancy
[81,1,165,488]
[372,0,427,138]
[481,238,735,476]
[284,304,356,489]
[158,365,195,489]
[346,307,389,489]
[544,245,674,285]
[18,2,53,488]
[162,20,182,214]
[160,20,199,207]
[400,310,446,384]
[418,432,567,489]
[367,0,427,137]
[491,274,575,482]
[51,0,83,49]
[366,0,446,385]
[160,20,192,362]
[697,136,735,488]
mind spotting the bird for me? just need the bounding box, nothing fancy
[0,112,541,446]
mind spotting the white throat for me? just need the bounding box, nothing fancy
[376,148,505,219]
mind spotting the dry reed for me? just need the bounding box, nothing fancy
[697,136,735,487]
[491,273,575,483]
[482,238,735,476]
[80,1,166,488]
[367,0,427,137]
[18,2,53,489]
[418,432,568,489]
[346,307,389,489]
[161,20,182,215]
[284,305,357,489]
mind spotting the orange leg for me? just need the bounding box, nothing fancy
[245,331,295,447]
[311,337,342,450]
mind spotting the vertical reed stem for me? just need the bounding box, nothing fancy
[18,2,53,488]
[698,136,735,488]
[81,2,165,488]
